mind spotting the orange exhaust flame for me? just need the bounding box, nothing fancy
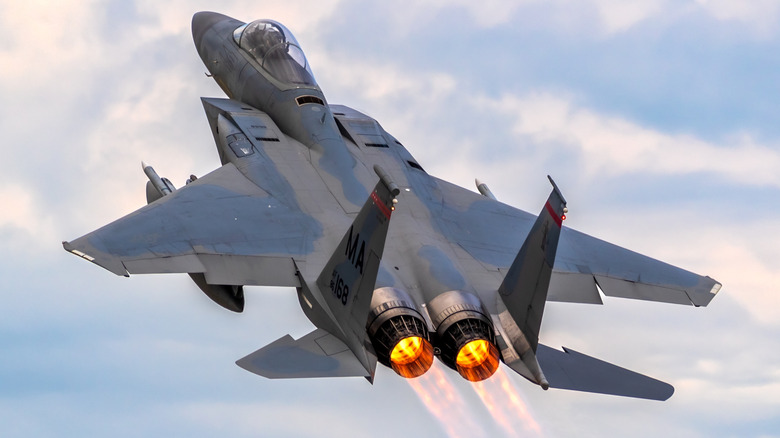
[390,336,434,378]
[456,339,500,382]
[472,367,543,437]
[407,362,485,438]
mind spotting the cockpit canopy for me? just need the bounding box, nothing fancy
[233,20,317,88]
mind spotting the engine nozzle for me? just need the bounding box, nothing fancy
[446,319,500,382]
[367,288,434,378]
[427,290,500,382]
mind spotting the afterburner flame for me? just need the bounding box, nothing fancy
[390,336,434,378]
[391,336,423,364]
[472,367,543,437]
[455,339,499,382]
[407,363,483,438]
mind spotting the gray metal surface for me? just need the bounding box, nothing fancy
[536,345,675,401]
[63,11,722,398]
[236,329,369,379]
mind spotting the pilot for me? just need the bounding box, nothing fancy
[260,25,285,54]
[241,22,284,59]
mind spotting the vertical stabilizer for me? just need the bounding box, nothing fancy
[240,166,400,381]
[498,176,567,387]
[499,176,566,350]
[307,165,400,377]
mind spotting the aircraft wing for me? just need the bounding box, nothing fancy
[431,177,720,307]
[63,161,322,287]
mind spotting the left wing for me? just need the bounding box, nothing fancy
[63,161,322,287]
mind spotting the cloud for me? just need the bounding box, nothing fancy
[479,93,780,187]
[590,0,667,33]
[0,1,103,82]
[695,0,780,37]
[0,184,56,250]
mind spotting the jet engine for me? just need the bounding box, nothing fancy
[366,287,434,378]
[189,273,245,313]
[427,290,500,382]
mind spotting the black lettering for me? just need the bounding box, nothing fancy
[345,226,360,265]
[355,241,365,275]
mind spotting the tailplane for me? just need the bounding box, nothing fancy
[236,328,369,379]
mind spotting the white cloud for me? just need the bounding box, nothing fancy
[481,93,780,187]
[132,0,345,38]
[0,0,104,85]
[590,0,667,33]
[0,185,54,237]
[695,0,780,36]
[704,237,780,326]
[313,54,457,103]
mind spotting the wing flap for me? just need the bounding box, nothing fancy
[536,344,674,401]
[199,254,298,286]
[547,272,603,304]
[123,254,205,274]
[236,329,369,379]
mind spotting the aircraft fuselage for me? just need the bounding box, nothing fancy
[192,12,343,154]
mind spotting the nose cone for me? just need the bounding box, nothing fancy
[192,11,234,48]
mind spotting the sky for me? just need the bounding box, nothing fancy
[1,0,779,436]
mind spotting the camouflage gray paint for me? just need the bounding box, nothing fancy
[63,11,721,400]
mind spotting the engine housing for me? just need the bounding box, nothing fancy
[366,287,434,378]
[427,290,500,382]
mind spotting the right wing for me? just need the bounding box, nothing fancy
[430,176,721,307]
[63,162,322,287]
[550,226,720,306]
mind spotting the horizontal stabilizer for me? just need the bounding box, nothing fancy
[236,329,369,379]
[536,344,674,401]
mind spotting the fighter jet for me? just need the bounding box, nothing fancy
[63,12,721,401]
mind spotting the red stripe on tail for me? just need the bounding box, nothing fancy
[545,201,562,228]
[372,192,392,219]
